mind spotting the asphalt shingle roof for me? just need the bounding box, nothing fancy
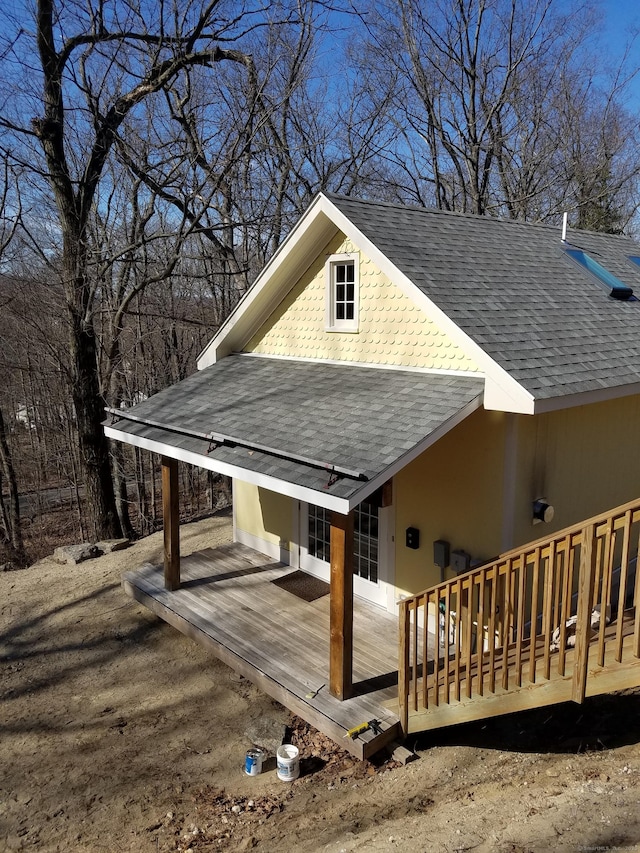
[327,194,640,400]
[106,355,483,500]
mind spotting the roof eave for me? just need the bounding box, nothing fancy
[532,379,640,414]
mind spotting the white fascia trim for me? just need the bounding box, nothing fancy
[343,393,484,512]
[105,425,351,514]
[319,196,535,415]
[236,350,484,379]
[533,380,640,414]
[197,195,335,369]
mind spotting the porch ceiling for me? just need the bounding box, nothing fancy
[104,354,483,510]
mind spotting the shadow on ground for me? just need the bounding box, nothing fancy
[413,689,640,754]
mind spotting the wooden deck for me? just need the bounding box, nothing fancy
[123,542,401,759]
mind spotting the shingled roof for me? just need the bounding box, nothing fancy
[327,195,640,402]
[105,355,483,511]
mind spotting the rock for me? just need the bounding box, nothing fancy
[385,741,417,765]
[95,538,130,554]
[244,712,288,756]
[53,543,102,565]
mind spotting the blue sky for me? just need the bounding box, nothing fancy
[600,0,640,106]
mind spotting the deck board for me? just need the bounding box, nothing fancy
[123,542,401,758]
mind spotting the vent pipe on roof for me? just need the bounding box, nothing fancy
[561,211,568,242]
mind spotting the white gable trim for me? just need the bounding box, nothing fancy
[197,194,337,369]
[198,193,535,414]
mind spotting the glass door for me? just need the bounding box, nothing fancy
[299,491,387,607]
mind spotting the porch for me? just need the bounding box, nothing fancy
[123,542,402,759]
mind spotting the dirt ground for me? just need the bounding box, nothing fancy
[2,509,640,853]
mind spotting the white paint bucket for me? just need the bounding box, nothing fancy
[244,748,264,776]
[276,744,300,781]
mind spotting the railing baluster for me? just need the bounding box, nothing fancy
[488,569,497,693]
[465,577,474,698]
[444,582,451,703]
[502,559,512,691]
[558,535,572,675]
[430,590,438,708]
[454,578,462,701]
[614,511,632,663]
[542,541,556,680]
[593,534,604,614]
[477,567,486,696]
[412,596,419,711]
[598,523,615,667]
[515,557,526,687]
[529,548,540,684]
[634,522,640,659]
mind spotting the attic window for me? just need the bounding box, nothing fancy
[564,248,635,301]
[325,253,359,332]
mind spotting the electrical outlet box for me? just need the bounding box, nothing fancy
[406,527,420,549]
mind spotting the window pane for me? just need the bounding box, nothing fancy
[336,264,345,283]
[336,283,345,301]
[346,282,354,301]
[309,505,330,562]
[346,264,355,282]
[346,304,354,320]
[336,303,345,320]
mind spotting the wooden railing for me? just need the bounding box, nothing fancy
[398,498,640,733]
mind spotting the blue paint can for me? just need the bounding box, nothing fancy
[245,748,264,776]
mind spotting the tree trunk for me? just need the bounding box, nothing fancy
[64,235,122,541]
[0,406,28,567]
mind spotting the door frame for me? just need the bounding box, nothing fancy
[298,497,396,612]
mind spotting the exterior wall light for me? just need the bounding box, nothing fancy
[532,498,554,524]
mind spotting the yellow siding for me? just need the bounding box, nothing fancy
[234,480,293,550]
[394,409,507,596]
[511,395,640,548]
[245,234,479,371]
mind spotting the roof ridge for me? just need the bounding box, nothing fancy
[323,192,636,242]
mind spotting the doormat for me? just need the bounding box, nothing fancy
[272,570,330,602]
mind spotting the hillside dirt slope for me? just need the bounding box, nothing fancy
[2,510,640,852]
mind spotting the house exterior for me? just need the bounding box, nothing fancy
[105,194,640,715]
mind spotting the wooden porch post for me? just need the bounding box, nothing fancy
[162,456,180,591]
[329,510,354,700]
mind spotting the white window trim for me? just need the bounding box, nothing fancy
[325,252,359,332]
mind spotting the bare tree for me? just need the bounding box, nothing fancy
[0,0,302,539]
[356,0,640,226]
